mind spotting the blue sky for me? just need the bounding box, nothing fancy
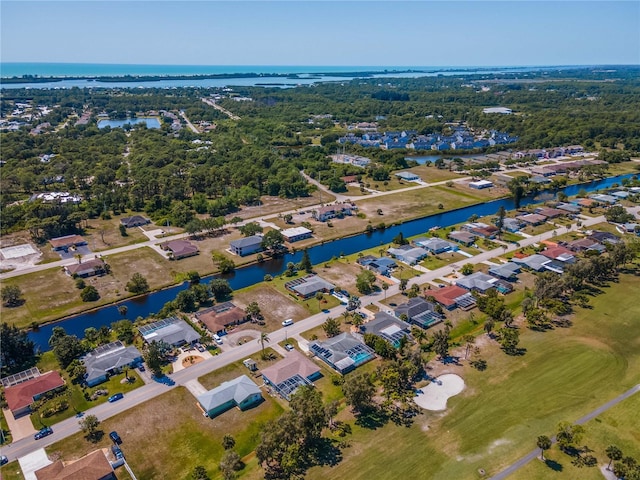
[1,1,639,66]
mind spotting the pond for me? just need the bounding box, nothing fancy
[97,117,161,129]
[28,173,637,350]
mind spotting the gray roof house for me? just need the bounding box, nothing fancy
[261,350,321,400]
[456,272,513,294]
[448,230,476,246]
[82,341,142,387]
[138,317,200,346]
[197,375,263,418]
[488,262,521,280]
[387,246,429,265]
[286,275,335,298]
[511,254,552,272]
[229,235,263,256]
[361,311,412,346]
[393,297,444,329]
[414,237,458,254]
[309,333,375,374]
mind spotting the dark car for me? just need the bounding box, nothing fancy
[1,455,8,465]
[108,392,124,403]
[109,431,122,445]
[34,427,53,440]
[111,444,124,459]
[138,364,145,372]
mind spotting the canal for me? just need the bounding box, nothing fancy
[28,173,636,350]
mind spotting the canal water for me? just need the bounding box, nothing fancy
[97,118,161,129]
[28,173,635,350]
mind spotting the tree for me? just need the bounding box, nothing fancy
[52,332,85,369]
[556,422,585,452]
[342,372,375,413]
[144,340,167,378]
[111,319,135,343]
[382,282,389,300]
[212,252,236,274]
[0,323,36,375]
[604,205,634,224]
[1,285,23,307]
[239,222,263,237]
[283,213,293,224]
[80,285,99,302]
[245,302,262,322]
[356,269,376,295]
[606,445,623,470]
[67,359,87,384]
[191,465,211,480]
[463,335,475,360]
[321,317,341,337]
[432,328,450,359]
[495,206,506,238]
[461,263,474,275]
[219,450,242,480]
[119,224,128,237]
[497,327,520,355]
[537,435,552,460]
[210,278,232,301]
[393,232,408,245]
[299,249,312,273]
[79,414,101,442]
[261,229,286,255]
[117,305,128,317]
[222,434,236,450]
[399,278,408,293]
[126,272,149,294]
[258,332,270,359]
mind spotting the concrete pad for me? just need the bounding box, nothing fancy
[414,374,465,411]
[3,408,36,441]
[184,379,207,397]
[0,244,38,259]
[18,448,52,480]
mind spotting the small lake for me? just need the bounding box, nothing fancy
[27,173,636,350]
[97,118,161,129]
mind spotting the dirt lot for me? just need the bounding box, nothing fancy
[233,284,309,330]
[223,191,334,222]
[315,259,363,296]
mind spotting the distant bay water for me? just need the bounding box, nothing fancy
[0,63,545,89]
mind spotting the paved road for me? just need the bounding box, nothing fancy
[179,110,200,133]
[201,97,241,120]
[490,384,640,480]
[0,212,615,463]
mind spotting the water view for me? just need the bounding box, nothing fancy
[97,117,161,129]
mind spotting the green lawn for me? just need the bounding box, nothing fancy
[0,461,24,480]
[304,272,640,480]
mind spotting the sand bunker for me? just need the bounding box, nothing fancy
[414,374,465,411]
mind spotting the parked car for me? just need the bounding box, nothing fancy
[138,364,145,372]
[196,343,205,352]
[282,319,294,327]
[285,343,294,351]
[34,427,53,440]
[111,445,124,459]
[212,334,223,345]
[1,455,8,465]
[109,431,122,445]
[108,393,124,403]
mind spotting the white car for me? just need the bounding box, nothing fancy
[212,334,223,345]
[282,319,294,327]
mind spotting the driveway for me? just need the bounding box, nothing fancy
[3,408,36,441]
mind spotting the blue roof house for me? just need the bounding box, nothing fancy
[197,375,263,418]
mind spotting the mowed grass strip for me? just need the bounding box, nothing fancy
[306,273,640,480]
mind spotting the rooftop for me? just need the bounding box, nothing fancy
[197,375,261,412]
[139,317,200,345]
[4,371,65,412]
[34,449,113,480]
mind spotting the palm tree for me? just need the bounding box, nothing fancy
[537,435,552,461]
[74,253,82,264]
[606,445,623,470]
[258,332,270,359]
[342,311,351,324]
[463,335,475,359]
[382,282,389,300]
[484,318,495,337]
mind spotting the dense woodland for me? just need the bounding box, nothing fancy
[2,66,639,237]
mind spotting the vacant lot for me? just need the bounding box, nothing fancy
[405,165,466,183]
[233,284,309,328]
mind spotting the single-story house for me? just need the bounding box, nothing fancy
[120,215,150,228]
[488,262,521,281]
[34,449,115,480]
[229,235,263,256]
[448,230,476,246]
[387,246,429,265]
[261,350,321,400]
[517,213,548,226]
[456,272,512,294]
[82,341,143,387]
[589,230,621,244]
[196,302,248,335]
[530,175,551,185]
[414,237,458,254]
[309,333,375,374]
[463,222,499,239]
[541,245,576,264]
[64,258,106,278]
[511,254,552,272]
[197,375,263,418]
[49,234,87,251]
[469,179,494,189]
[567,238,606,253]
[312,204,355,222]
[535,207,566,219]
[589,194,618,205]
[361,311,412,345]
[611,191,630,199]
[139,317,200,347]
[285,274,335,299]
[556,203,581,214]
[341,175,359,183]
[430,285,477,310]
[393,297,443,329]
[621,223,640,234]
[502,218,524,233]
[573,198,597,208]
[281,227,312,243]
[4,371,65,417]
[159,239,199,259]
[358,256,397,276]
[395,171,420,182]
